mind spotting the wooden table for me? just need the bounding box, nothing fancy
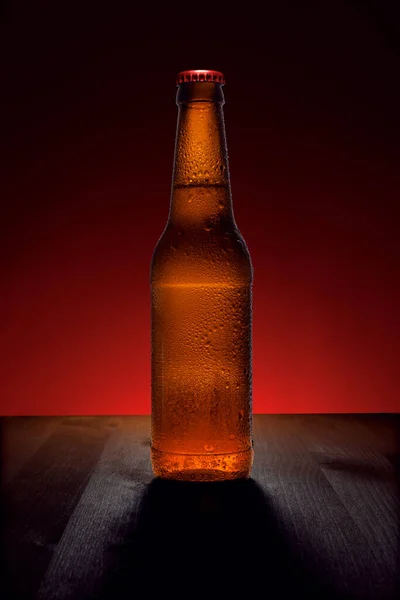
[1,415,399,599]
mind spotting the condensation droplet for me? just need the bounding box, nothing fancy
[204,444,214,452]
[229,434,235,440]
[239,410,244,420]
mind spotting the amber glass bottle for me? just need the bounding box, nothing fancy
[150,69,253,481]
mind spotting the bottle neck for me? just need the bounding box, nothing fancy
[169,82,233,227]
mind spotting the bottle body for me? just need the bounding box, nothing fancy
[150,73,253,481]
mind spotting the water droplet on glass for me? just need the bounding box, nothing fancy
[229,434,235,440]
[204,444,214,452]
[204,222,213,232]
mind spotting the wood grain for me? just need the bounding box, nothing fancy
[296,414,399,599]
[36,417,153,600]
[1,416,63,486]
[1,415,399,600]
[2,417,113,600]
[252,415,397,599]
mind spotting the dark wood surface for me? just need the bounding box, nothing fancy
[1,415,399,600]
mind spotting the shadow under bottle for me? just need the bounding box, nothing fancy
[100,478,337,600]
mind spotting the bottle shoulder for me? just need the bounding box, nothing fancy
[150,222,253,285]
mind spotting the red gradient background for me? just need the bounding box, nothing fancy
[1,3,399,415]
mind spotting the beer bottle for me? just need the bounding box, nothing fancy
[150,69,253,481]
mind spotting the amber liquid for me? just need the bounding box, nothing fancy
[151,281,252,480]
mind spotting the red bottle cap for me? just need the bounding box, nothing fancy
[176,70,225,85]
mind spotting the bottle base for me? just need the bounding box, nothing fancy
[150,446,254,481]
